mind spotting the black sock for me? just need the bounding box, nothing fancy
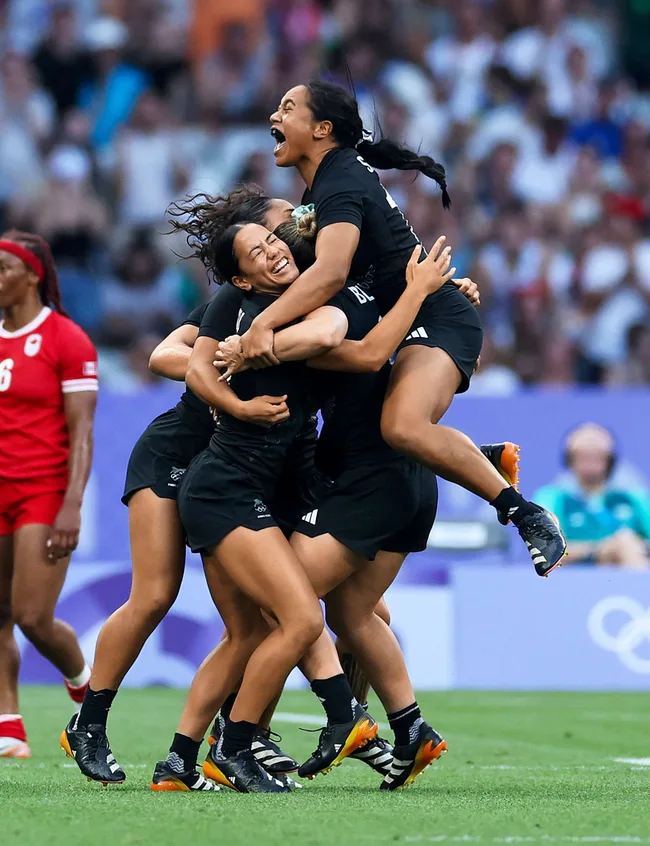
[220,719,257,758]
[77,687,117,730]
[387,702,423,747]
[490,487,537,526]
[220,693,237,723]
[311,674,357,725]
[166,732,201,773]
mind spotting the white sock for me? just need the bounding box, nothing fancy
[0,714,22,723]
[65,664,91,688]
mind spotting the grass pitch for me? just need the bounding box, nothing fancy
[2,687,649,846]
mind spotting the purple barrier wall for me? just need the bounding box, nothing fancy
[77,387,650,565]
[17,387,650,688]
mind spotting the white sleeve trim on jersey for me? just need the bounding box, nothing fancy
[61,378,99,393]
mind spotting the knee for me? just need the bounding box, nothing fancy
[128,585,177,624]
[380,411,425,457]
[15,606,52,642]
[326,606,366,645]
[227,624,267,658]
[290,606,324,651]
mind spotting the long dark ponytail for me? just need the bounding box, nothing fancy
[306,81,451,209]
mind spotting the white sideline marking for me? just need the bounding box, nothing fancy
[612,757,650,767]
[401,839,650,844]
[469,765,609,772]
[52,763,613,773]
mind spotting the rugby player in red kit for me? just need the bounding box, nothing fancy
[0,231,97,757]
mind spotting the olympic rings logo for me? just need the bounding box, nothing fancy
[587,596,650,674]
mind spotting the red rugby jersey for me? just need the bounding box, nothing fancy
[0,307,98,481]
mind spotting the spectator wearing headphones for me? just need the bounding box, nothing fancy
[533,423,650,568]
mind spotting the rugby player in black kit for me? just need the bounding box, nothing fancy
[171,222,387,793]
[238,81,566,577]
[215,212,456,789]
[169,215,454,792]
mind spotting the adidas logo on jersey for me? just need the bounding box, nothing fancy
[302,509,318,525]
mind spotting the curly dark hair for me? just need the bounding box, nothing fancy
[167,185,273,284]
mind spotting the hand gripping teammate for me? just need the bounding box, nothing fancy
[0,231,97,757]
[237,82,566,577]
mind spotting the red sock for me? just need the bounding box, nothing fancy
[65,664,92,704]
[65,679,90,704]
[0,715,27,742]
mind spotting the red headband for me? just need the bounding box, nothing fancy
[0,240,44,281]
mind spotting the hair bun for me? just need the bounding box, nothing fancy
[296,210,317,241]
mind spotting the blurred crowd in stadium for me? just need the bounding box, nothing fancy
[1,0,649,391]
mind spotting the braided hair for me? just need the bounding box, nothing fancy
[2,229,68,316]
[306,81,451,209]
[273,210,318,273]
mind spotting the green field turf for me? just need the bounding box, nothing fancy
[2,687,649,846]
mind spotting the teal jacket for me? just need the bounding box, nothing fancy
[534,481,650,542]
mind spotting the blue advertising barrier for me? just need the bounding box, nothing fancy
[453,565,650,690]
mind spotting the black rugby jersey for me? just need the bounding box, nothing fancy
[199,288,349,485]
[175,286,244,437]
[302,146,424,315]
[311,284,403,479]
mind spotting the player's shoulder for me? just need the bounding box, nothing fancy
[203,284,244,316]
[182,300,209,327]
[48,310,95,345]
[46,312,97,364]
[313,148,373,195]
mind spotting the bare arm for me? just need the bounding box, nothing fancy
[187,336,256,415]
[214,306,349,381]
[217,239,456,376]
[240,223,360,363]
[48,392,97,561]
[272,306,348,361]
[311,241,455,372]
[187,337,291,427]
[149,323,199,381]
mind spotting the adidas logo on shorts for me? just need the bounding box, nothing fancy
[302,509,318,525]
[405,327,429,341]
